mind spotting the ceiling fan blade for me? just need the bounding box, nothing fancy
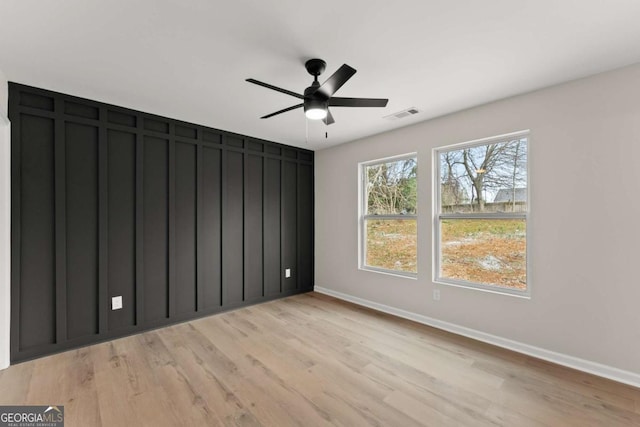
[260,103,303,119]
[329,97,389,107]
[323,109,335,125]
[316,64,357,99]
[246,78,304,99]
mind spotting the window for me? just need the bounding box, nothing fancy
[434,132,529,295]
[360,154,417,276]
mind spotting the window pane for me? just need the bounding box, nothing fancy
[365,158,417,215]
[366,219,417,273]
[439,138,527,213]
[440,219,526,290]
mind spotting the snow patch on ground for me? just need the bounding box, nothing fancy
[479,255,503,271]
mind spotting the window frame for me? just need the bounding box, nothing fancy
[433,131,530,297]
[358,153,418,279]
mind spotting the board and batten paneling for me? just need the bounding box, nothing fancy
[263,157,281,297]
[142,135,169,323]
[201,146,222,309]
[281,160,298,291]
[65,122,99,340]
[9,83,314,362]
[174,141,197,316]
[16,114,56,349]
[107,129,137,331]
[244,153,264,301]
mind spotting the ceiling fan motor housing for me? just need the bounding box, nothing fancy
[304,84,327,114]
[304,96,327,116]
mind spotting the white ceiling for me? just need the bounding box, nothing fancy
[1,1,640,151]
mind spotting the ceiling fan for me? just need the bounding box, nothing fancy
[246,59,389,125]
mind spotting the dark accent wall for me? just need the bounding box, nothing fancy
[9,83,314,362]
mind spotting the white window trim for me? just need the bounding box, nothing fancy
[358,153,418,279]
[433,130,531,298]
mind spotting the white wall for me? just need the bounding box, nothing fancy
[315,63,640,381]
[0,67,10,370]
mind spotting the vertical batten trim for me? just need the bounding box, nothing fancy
[261,156,266,297]
[54,98,67,344]
[241,147,246,302]
[196,131,204,312]
[135,119,144,324]
[168,123,176,318]
[97,107,109,334]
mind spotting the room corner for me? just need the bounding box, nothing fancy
[0,67,10,370]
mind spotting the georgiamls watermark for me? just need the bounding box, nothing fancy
[0,405,64,427]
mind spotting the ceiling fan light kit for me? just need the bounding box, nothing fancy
[246,58,389,125]
[304,99,328,120]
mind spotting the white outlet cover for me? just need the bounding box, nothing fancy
[433,289,440,301]
[112,296,123,310]
[285,268,291,278]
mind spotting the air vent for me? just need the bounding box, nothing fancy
[384,107,420,121]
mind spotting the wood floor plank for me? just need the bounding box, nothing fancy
[484,403,548,427]
[525,356,640,401]
[0,360,34,404]
[190,317,334,426]
[0,292,638,426]
[473,357,638,413]
[127,386,185,427]
[363,362,498,426]
[60,348,102,427]
[384,389,461,426]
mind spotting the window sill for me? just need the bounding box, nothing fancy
[360,266,418,280]
[434,278,530,299]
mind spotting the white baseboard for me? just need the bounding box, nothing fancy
[314,286,640,389]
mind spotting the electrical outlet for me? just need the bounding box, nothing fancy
[433,289,440,301]
[285,268,291,278]
[112,296,123,310]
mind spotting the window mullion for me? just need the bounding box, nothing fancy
[364,215,417,221]
[439,213,526,220]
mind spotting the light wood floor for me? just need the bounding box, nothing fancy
[1,292,639,426]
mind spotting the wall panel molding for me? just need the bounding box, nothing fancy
[9,83,314,362]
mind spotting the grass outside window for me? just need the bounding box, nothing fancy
[440,219,526,290]
[365,219,417,274]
